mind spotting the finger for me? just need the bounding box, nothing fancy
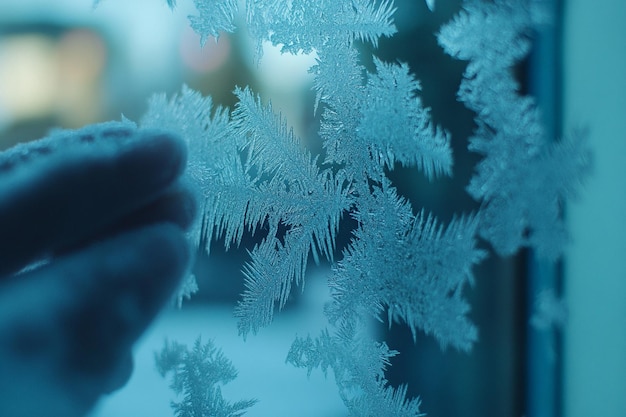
[54,184,197,257]
[115,185,197,232]
[101,351,134,394]
[0,124,187,276]
[0,223,190,416]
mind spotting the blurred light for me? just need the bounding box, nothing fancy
[56,29,107,126]
[58,29,107,84]
[0,29,108,131]
[255,41,318,91]
[180,27,231,73]
[0,35,58,125]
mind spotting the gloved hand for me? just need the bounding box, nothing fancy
[0,123,195,417]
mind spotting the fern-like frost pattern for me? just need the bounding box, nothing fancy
[438,0,591,259]
[328,184,484,352]
[287,324,423,416]
[189,0,238,44]
[142,85,351,337]
[360,58,452,178]
[156,337,257,417]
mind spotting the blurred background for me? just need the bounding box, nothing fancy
[0,0,623,416]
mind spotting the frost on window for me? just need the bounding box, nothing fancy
[77,0,590,415]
